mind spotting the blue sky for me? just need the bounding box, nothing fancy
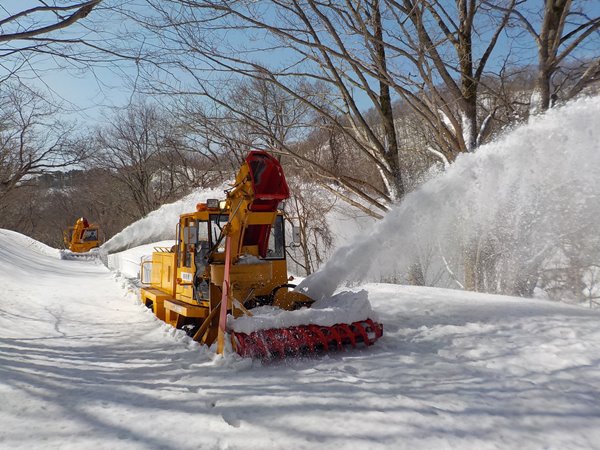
[3,1,599,125]
[0,1,140,123]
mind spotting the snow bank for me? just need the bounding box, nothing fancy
[300,96,600,300]
[0,228,60,260]
[107,240,175,278]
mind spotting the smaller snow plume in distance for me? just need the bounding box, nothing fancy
[102,185,228,254]
[299,96,600,300]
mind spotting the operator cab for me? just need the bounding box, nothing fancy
[179,211,287,303]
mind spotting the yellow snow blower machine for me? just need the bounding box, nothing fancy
[139,151,383,359]
[61,217,100,259]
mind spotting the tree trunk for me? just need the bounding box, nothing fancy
[532,67,552,114]
[372,0,404,200]
[408,263,425,286]
[533,0,572,112]
[458,0,478,152]
[464,245,477,291]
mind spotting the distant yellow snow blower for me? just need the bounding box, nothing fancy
[62,217,100,259]
[139,151,383,359]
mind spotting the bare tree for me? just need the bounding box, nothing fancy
[0,1,113,83]
[125,0,412,212]
[179,77,389,218]
[181,78,315,163]
[0,1,100,42]
[509,0,600,112]
[127,0,544,205]
[93,102,198,217]
[374,0,518,157]
[0,82,88,203]
[285,178,336,276]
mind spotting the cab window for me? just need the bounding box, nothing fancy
[209,214,229,253]
[265,215,285,260]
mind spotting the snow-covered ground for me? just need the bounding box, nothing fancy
[2,228,600,449]
[2,96,600,448]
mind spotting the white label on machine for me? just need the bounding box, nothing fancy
[181,272,193,282]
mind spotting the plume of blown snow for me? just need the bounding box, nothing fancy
[101,185,228,254]
[299,96,600,300]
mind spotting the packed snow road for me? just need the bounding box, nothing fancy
[2,229,600,449]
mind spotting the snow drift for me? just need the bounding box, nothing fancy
[101,185,227,254]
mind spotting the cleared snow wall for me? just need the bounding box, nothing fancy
[101,185,227,254]
[300,96,600,304]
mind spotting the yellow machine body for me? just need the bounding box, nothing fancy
[140,205,301,347]
[139,151,383,358]
[64,217,100,253]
